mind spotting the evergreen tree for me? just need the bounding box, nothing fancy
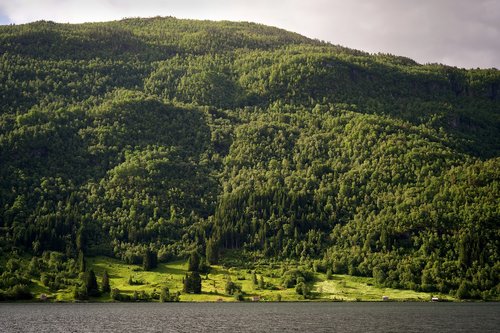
[143,250,157,271]
[101,270,110,293]
[183,274,189,293]
[76,225,86,252]
[198,257,210,274]
[183,272,202,294]
[78,251,86,273]
[258,275,265,289]
[85,270,100,297]
[191,271,202,294]
[205,237,219,264]
[252,272,258,286]
[188,251,200,272]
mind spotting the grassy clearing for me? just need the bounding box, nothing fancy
[67,256,456,302]
[314,274,454,302]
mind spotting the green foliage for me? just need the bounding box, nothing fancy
[224,276,241,295]
[78,251,86,273]
[234,292,244,301]
[73,285,88,300]
[258,275,265,289]
[252,272,258,286]
[0,284,33,301]
[183,272,202,294]
[101,270,110,293]
[85,270,100,297]
[110,288,121,301]
[205,238,219,265]
[456,280,472,300]
[0,17,498,301]
[142,250,158,271]
[160,287,170,303]
[188,251,200,272]
[160,286,174,302]
[281,269,314,288]
[295,281,310,298]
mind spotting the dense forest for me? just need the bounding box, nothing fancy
[0,17,499,301]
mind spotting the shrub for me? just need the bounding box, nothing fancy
[73,285,88,300]
[8,284,32,300]
[234,292,244,301]
[111,288,121,300]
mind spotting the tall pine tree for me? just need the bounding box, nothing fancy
[101,270,110,293]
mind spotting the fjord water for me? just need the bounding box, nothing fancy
[1,302,498,332]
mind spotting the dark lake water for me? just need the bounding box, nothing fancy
[0,302,499,332]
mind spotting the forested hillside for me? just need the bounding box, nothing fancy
[0,17,499,300]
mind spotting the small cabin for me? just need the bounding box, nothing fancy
[382,296,389,301]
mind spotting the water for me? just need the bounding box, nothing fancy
[0,302,499,332]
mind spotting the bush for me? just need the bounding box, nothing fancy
[224,279,241,295]
[234,292,244,301]
[8,284,32,300]
[128,276,144,285]
[457,281,471,299]
[295,282,310,298]
[73,285,88,300]
[281,268,313,288]
[6,259,21,273]
[111,288,121,300]
[160,287,171,302]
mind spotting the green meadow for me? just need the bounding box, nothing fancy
[29,256,455,302]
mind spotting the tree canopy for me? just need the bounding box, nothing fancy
[0,17,499,300]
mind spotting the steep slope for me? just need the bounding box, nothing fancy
[0,17,498,300]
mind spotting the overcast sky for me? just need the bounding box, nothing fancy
[0,0,498,69]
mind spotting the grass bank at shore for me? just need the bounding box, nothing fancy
[30,256,456,302]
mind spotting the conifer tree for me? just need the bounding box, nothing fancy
[78,251,86,273]
[206,238,219,264]
[101,270,110,293]
[188,251,200,272]
[252,272,258,286]
[142,249,158,271]
[191,271,202,294]
[258,275,265,289]
[85,270,100,297]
